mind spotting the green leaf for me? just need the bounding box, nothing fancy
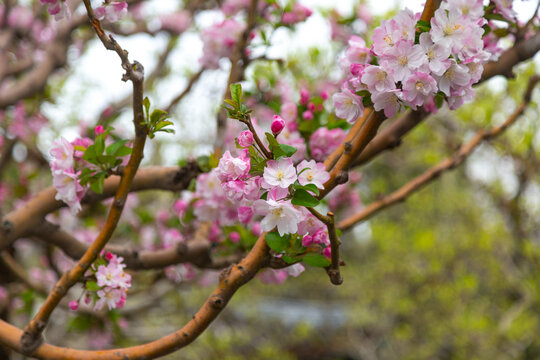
[302,253,331,267]
[89,173,105,194]
[293,183,320,196]
[282,255,300,264]
[94,135,105,156]
[150,109,168,125]
[143,97,150,121]
[86,281,100,292]
[415,19,431,32]
[434,91,445,109]
[82,144,97,164]
[106,140,129,155]
[230,83,242,106]
[279,144,297,157]
[265,232,290,252]
[292,189,320,207]
[155,120,173,130]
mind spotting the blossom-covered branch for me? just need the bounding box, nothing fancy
[338,74,540,231]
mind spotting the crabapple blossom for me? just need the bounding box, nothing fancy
[52,168,84,214]
[418,33,452,76]
[430,8,469,50]
[95,288,126,311]
[254,198,302,236]
[436,60,471,96]
[40,0,70,21]
[200,19,246,69]
[263,157,297,189]
[402,72,438,108]
[361,65,396,93]
[296,160,330,189]
[215,150,251,182]
[309,127,346,162]
[237,130,254,148]
[95,1,128,23]
[372,89,404,118]
[379,40,427,82]
[281,3,312,25]
[333,89,363,123]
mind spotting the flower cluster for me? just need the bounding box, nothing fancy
[199,19,246,69]
[49,137,86,214]
[333,0,504,120]
[40,0,70,21]
[70,252,131,311]
[95,1,128,23]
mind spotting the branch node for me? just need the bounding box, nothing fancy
[20,324,44,355]
[335,171,349,185]
[209,294,226,309]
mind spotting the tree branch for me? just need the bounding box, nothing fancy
[338,75,540,231]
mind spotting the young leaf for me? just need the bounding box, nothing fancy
[143,97,150,122]
[230,83,242,107]
[302,253,331,267]
[265,232,290,252]
[279,144,297,157]
[90,173,105,194]
[292,189,320,207]
[86,281,100,292]
[293,183,320,196]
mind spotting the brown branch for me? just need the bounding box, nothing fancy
[20,2,148,353]
[164,68,205,113]
[33,221,239,270]
[0,163,200,252]
[0,233,270,360]
[338,75,540,231]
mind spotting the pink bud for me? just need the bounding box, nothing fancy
[237,130,254,148]
[321,91,329,100]
[303,110,314,120]
[173,199,188,216]
[94,125,105,135]
[69,300,79,311]
[323,247,332,258]
[308,102,315,112]
[300,88,310,105]
[271,115,285,136]
[229,231,240,243]
[302,235,313,247]
[105,252,114,261]
[251,222,262,236]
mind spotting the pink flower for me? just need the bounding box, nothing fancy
[302,110,313,120]
[263,157,297,189]
[309,127,346,162]
[215,150,251,182]
[281,3,312,25]
[238,206,254,223]
[284,263,305,277]
[361,65,395,93]
[94,288,126,311]
[379,40,427,82]
[222,180,246,201]
[49,137,74,170]
[159,11,191,34]
[95,1,128,23]
[444,0,484,19]
[372,89,404,118]
[280,102,298,122]
[69,300,79,311]
[300,88,310,105]
[40,0,70,21]
[494,0,517,21]
[52,168,84,214]
[229,232,240,243]
[333,89,364,123]
[418,33,451,76]
[436,60,471,96]
[237,130,254,148]
[200,19,246,69]
[402,72,438,108]
[296,160,329,189]
[430,8,468,50]
[271,115,285,135]
[254,198,302,236]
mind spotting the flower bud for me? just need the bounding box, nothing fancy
[300,88,310,105]
[271,115,285,136]
[302,110,314,120]
[69,300,79,311]
[94,125,105,135]
[237,130,254,148]
[229,231,240,243]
